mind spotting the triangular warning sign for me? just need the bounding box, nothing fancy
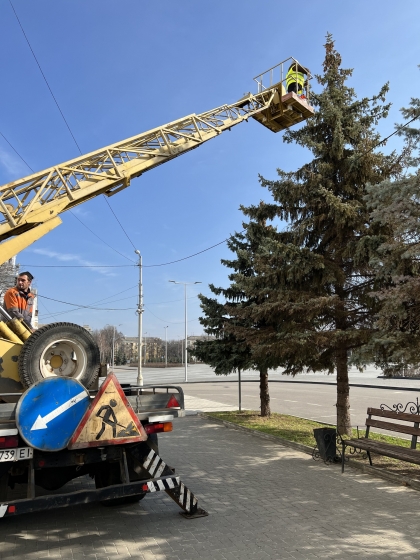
[68,374,147,449]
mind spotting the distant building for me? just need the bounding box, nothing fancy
[143,337,162,362]
[187,335,214,362]
[124,336,139,361]
[187,335,214,346]
[82,325,92,333]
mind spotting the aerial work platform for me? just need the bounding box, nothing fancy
[251,57,314,132]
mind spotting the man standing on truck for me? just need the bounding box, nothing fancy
[4,271,35,330]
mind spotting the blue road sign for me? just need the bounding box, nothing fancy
[16,377,90,452]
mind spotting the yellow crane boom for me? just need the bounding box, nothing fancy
[0,57,313,266]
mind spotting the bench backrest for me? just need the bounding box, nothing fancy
[366,408,420,449]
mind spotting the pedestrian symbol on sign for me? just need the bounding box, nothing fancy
[68,373,147,449]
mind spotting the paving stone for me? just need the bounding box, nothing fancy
[2,415,420,557]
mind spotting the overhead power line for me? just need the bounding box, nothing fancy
[38,290,206,321]
[0,130,34,172]
[0,126,137,262]
[145,305,199,325]
[102,196,137,251]
[21,264,134,268]
[9,0,82,155]
[68,211,136,263]
[21,233,233,269]
[39,284,139,320]
[9,1,137,253]
[38,294,135,311]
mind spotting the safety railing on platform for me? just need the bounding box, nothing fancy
[253,56,312,102]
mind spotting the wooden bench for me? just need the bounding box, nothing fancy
[341,407,420,473]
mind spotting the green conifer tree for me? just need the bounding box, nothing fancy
[226,35,400,434]
[193,229,278,417]
[366,93,420,374]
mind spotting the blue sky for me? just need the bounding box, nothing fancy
[1,0,419,340]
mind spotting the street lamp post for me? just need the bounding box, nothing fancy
[135,249,143,386]
[143,332,148,365]
[164,326,168,367]
[112,324,122,371]
[169,280,201,382]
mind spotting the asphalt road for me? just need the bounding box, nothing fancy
[113,364,420,429]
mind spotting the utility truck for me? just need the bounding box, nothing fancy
[0,58,313,518]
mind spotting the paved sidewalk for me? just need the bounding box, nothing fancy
[1,416,420,559]
[184,394,238,414]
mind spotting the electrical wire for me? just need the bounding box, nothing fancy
[21,264,135,268]
[102,196,137,251]
[0,130,34,172]
[0,127,136,264]
[9,1,82,155]
[145,305,199,325]
[143,237,232,267]
[39,284,139,319]
[9,1,138,256]
[39,288,207,322]
[69,212,136,263]
[4,25,419,277]
[20,233,234,268]
[38,294,135,311]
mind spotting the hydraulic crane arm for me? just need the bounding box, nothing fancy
[0,58,313,265]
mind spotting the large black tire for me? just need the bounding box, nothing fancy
[18,322,100,389]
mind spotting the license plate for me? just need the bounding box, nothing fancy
[0,447,33,462]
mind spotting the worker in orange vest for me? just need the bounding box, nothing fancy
[4,271,35,329]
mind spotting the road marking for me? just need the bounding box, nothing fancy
[307,403,322,407]
[284,400,298,403]
[31,390,88,431]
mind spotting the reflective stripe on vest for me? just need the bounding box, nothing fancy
[286,68,305,88]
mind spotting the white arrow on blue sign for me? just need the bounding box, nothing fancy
[16,377,90,451]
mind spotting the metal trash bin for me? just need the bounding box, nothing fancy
[313,427,337,462]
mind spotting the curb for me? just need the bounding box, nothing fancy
[199,413,420,492]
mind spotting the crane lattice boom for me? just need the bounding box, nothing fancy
[0,59,314,265]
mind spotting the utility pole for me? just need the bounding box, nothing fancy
[164,326,168,367]
[169,280,201,382]
[135,250,143,386]
[112,327,115,372]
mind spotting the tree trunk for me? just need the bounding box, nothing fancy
[336,346,351,435]
[259,366,270,417]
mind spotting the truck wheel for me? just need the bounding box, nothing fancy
[95,463,146,506]
[18,322,100,389]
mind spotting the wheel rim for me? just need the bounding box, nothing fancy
[39,338,88,381]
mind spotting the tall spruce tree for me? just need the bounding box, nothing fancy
[226,35,401,434]
[194,229,278,417]
[191,294,252,374]
[366,94,420,373]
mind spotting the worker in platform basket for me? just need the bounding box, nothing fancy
[286,62,307,96]
[4,271,35,330]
